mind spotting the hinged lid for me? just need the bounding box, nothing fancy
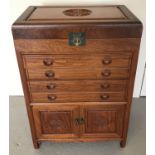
[27,6,127,22]
[14,5,140,24]
[12,5,142,39]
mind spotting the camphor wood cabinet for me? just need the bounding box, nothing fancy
[12,5,142,149]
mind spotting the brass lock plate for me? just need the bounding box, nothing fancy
[68,32,85,46]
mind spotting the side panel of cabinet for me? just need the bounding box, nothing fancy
[80,104,125,139]
[32,105,80,140]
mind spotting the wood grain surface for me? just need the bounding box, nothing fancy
[12,5,142,148]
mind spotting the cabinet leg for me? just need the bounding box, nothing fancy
[120,140,126,148]
[33,141,40,149]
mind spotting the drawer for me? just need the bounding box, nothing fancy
[30,92,126,103]
[28,80,127,92]
[26,68,129,80]
[23,54,131,69]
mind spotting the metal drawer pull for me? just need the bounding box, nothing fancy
[43,58,53,66]
[47,95,57,101]
[100,94,109,100]
[46,84,56,89]
[102,59,112,65]
[102,70,111,77]
[79,118,85,124]
[75,118,85,125]
[101,83,110,89]
[75,118,80,125]
[45,71,55,77]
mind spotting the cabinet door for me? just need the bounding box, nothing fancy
[32,105,79,140]
[81,104,125,139]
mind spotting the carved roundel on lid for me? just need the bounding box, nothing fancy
[63,9,92,17]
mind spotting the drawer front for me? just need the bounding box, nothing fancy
[31,92,126,103]
[23,54,131,69]
[29,80,127,92]
[26,68,129,80]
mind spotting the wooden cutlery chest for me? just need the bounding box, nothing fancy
[12,5,142,148]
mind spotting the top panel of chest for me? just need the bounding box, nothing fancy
[12,5,142,39]
[13,5,141,24]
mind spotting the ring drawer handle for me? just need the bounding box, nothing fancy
[79,117,85,124]
[45,71,55,77]
[47,95,57,101]
[100,94,109,100]
[75,118,80,125]
[75,118,85,125]
[43,58,53,66]
[46,84,56,89]
[102,70,111,77]
[101,83,110,89]
[102,59,112,65]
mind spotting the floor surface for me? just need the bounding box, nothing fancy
[9,97,146,155]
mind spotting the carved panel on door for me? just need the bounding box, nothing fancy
[82,105,125,138]
[32,105,79,139]
[40,111,72,134]
[86,110,116,133]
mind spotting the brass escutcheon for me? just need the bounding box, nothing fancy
[69,32,85,46]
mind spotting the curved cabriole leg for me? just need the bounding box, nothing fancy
[120,140,126,148]
[33,141,40,149]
